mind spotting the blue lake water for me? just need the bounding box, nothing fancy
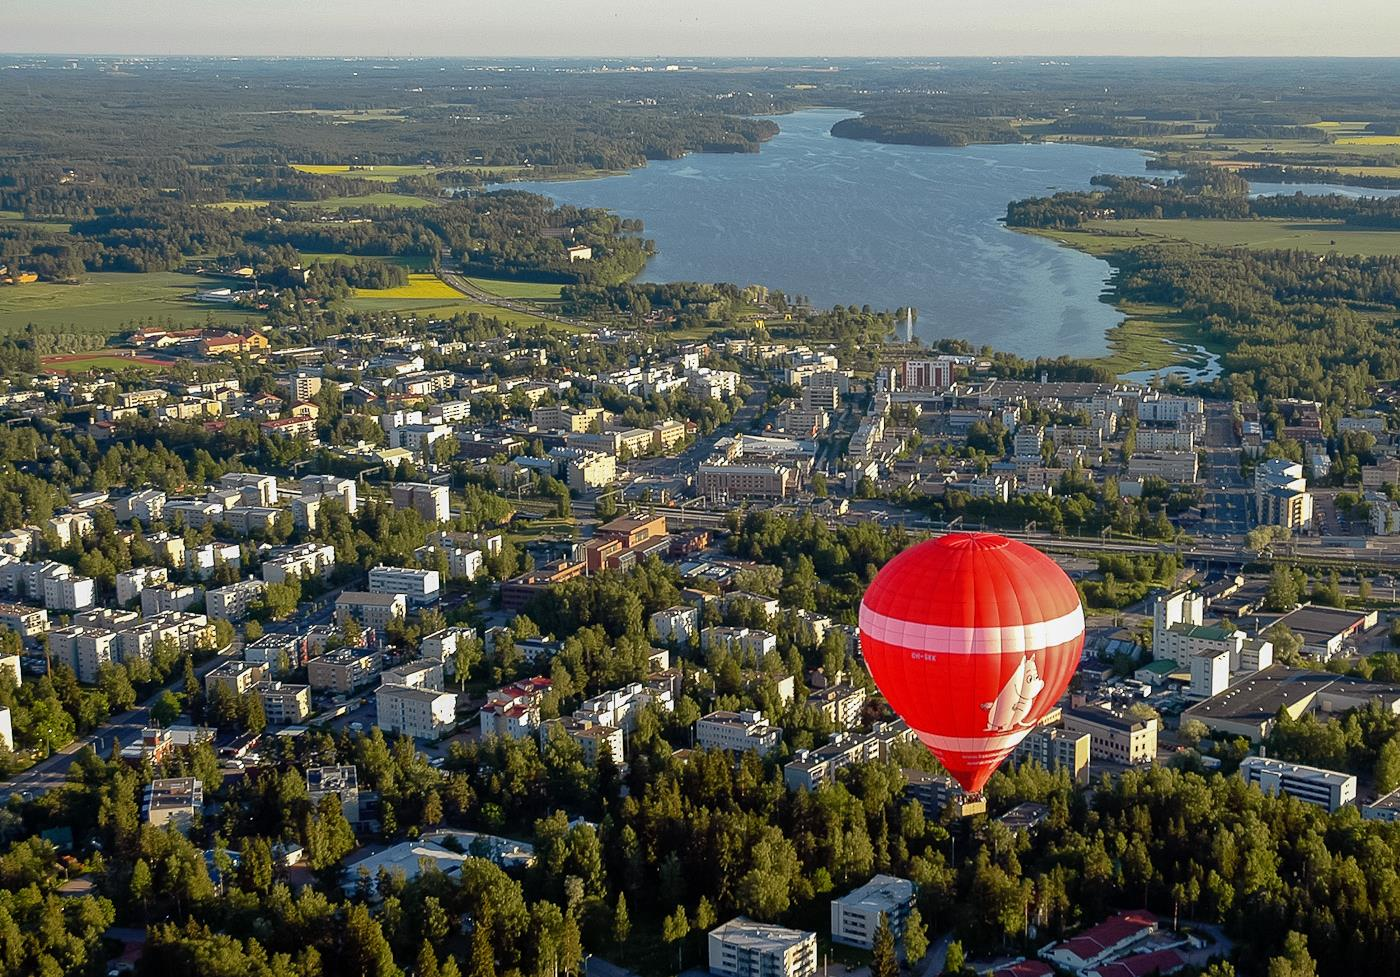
[510,109,1163,360]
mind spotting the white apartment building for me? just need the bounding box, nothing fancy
[541,716,625,765]
[651,605,699,645]
[1239,756,1356,812]
[140,582,201,617]
[165,499,224,530]
[784,722,916,791]
[697,709,782,756]
[0,602,47,640]
[205,579,266,622]
[419,626,477,676]
[306,765,360,823]
[686,368,740,400]
[118,488,167,524]
[48,625,116,683]
[831,875,916,950]
[219,472,279,507]
[367,565,441,605]
[376,684,457,740]
[701,626,778,659]
[381,659,443,691]
[205,660,265,697]
[574,681,674,734]
[708,918,817,977]
[187,542,241,580]
[415,541,483,580]
[479,677,552,740]
[262,543,336,584]
[116,565,167,606]
[42,569,95,612]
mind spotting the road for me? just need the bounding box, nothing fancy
[0,647,235,803]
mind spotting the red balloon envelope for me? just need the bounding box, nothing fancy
[859,532,1084,795]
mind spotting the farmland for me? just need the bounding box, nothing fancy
[0,272,261,338]
[343,273,559,328]
[291,163,437,182]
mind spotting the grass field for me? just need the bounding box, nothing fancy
[1026,219,1400,258]
[41,352,171,373]
[0,272,262,337]
[204,200,272,211]
[1081,218,1400,256]
[290,192,438,210]
[461,276,564,301]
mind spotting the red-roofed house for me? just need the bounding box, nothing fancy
[1041,911,1159,972]
[479,676,551,740]
[1085,949,1186,977]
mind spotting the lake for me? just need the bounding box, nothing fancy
[510,109,1162,360]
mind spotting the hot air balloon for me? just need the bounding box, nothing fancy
[858,532,1084,795]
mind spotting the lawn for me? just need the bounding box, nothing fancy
[0,272,262,337]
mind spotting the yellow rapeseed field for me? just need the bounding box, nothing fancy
[353,275,460,300]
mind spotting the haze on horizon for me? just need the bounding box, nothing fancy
[8,0,1400,59]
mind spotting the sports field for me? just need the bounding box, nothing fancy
[41,352,172,373]
[0,272,262,337]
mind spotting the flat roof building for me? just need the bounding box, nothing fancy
[1181,665,1400,741]
[142,777,203,833]
[1063,708,1157,765]
[708,918,817,977]
[831,875,915,950]
[1238,756,1356,812]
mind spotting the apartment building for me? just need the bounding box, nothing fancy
[573,681,673,734]
[698,463,798,501]
[0,601,47,640]
[187,542,241,580]
[805,684,867,730]
[142,778,203,833]
[375,684,457,740]
[306,765,360,823]
[367,565,441,605]
[650,605,699,645]
[48,625,117,684]
[480,676,553,740]
[116,565,167,606]
[300,474,358,514]
[256,681,312,724]
[697,709,782,756]
[708,919,817,977]
[830,875,916,950]
[540,716,625,765]
[1010,727,1092,784]
[219,472,279,507]
[784,722,916,791]
[261,543,336,584]
[204,660,266,698]
[701,626,778,659]
[1239,756,1356,813]
[1063,708,1158,765]
[1255,458,1314,530]
[390,482,450,523]
[205,579,266,622]
[335,591,407,631]
[419,626,477,676]
[140,582,201,617]
[307,648,382,694]
[381,659,443,691]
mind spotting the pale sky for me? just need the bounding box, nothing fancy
[7,0,1400,58]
